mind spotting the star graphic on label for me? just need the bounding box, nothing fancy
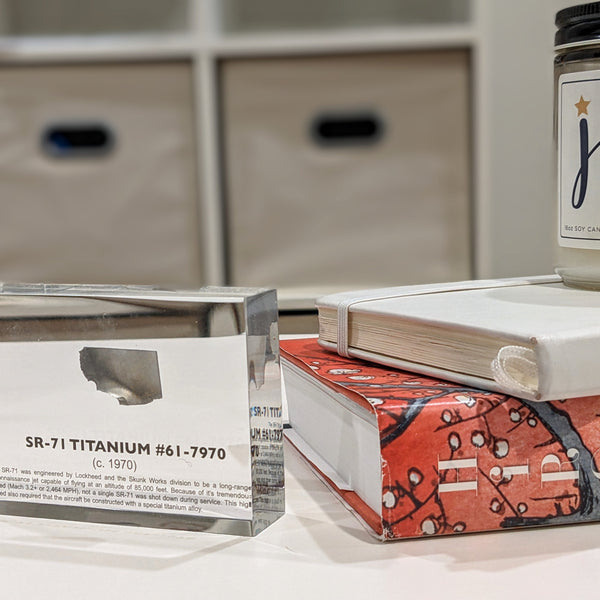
[575,95,591,116]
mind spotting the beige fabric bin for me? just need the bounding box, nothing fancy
[221,50,472,292]
[0,61,201,286]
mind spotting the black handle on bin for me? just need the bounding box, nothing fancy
[311,111,384,147]
[41,123,115,158]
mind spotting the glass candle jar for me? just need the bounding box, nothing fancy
[555,2,600,289]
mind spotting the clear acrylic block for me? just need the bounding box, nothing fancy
[0,284,284,536]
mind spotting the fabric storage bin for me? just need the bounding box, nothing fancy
[0,0,189,35]
[0,60,202,286]
[220,50,472,291]
[220,0,469,32]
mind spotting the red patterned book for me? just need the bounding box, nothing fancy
[281,337,600,540]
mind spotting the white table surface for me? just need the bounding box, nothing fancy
[0,438,598,599]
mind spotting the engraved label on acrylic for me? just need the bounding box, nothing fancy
[0,337,253,521]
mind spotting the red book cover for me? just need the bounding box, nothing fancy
[281,337,600,540]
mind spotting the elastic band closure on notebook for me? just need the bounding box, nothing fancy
[337,300,352,357]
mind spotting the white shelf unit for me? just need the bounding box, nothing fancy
[0,0,572,310]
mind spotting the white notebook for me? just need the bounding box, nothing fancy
[317,274,600,401]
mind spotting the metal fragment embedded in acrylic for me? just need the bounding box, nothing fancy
[0,283,284,536]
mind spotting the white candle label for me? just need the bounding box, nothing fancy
[558,70,600,248]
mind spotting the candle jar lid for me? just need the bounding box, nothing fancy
[556,2,600,46]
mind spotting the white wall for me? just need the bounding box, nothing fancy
[476,0,574,278]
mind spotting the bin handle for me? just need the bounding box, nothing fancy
[310,111,384,147]
[41,123,115,158]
